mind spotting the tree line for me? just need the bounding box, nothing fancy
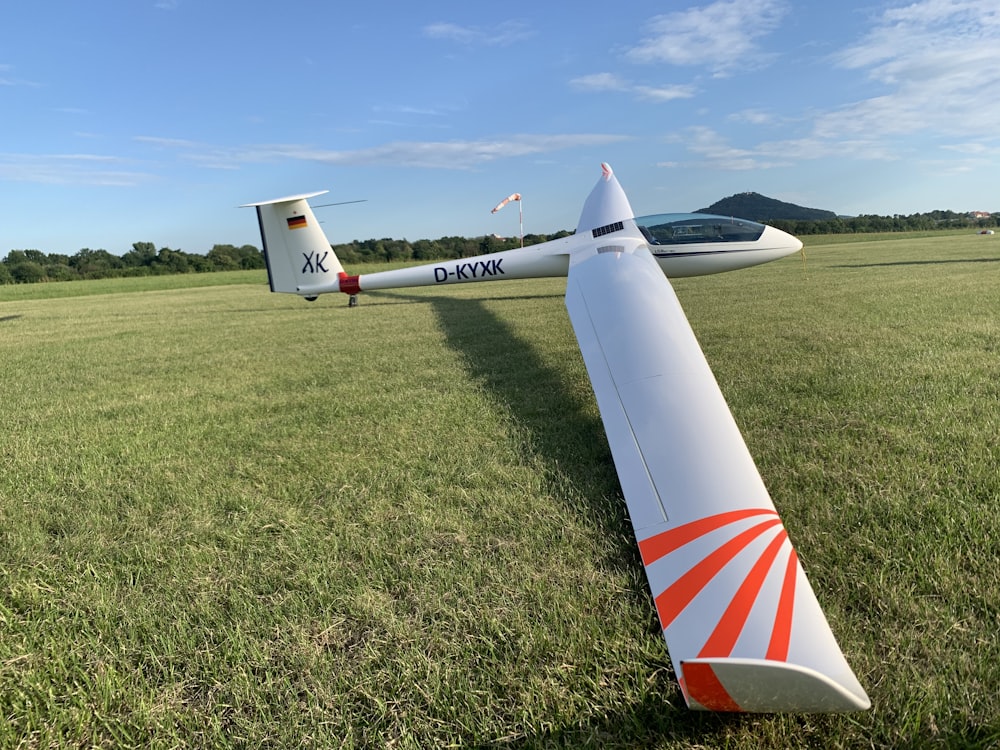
[0,243,264,285]
[1,211,995,285]
[768,209,1000,236]
[0,232,572,285]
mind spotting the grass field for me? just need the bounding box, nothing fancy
[1,232,998,748]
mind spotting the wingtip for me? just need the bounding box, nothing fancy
[575,163,633,233]
[680,658,870,713]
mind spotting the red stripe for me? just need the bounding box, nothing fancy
[653,518,782,628]
[638,508,775,566]
[698,529,788,657]
[338,272,361,295]
[766,548,798,660]
[683,662,742,711]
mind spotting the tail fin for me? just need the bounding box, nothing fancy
[242,191,345,296]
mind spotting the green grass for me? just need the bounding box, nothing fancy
[798,228,976,246]
[1,233,998,747]
[0,270,268,301]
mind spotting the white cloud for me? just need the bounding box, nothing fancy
[267,134,631,169]
[673,0,1000,171]
[668,126,791,170]
[570,72,695,102]
[626,0,788,75]
[134,136,202,150]
[132,133,631,171]
[423,20,534,47]
[570,73,629,92]
[570,2,784,108]
[367,103,463,129]
[372,104,449,117]
[756,136,897,163]
[0,153,153,186]
[0,64,39,87]
[668,125,901,171]
[942,141,1000,157]
[729,109,777,126]
[823,0,1000,141]
[424,22,479,45]
[634,84,697,102]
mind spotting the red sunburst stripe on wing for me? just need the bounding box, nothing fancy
[682,662,742,711]
[766,547,799,661]
[697,529,789,657]
[638,508,777,566]
[654,518,783,628]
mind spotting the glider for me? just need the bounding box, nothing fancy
[243,165,869,712]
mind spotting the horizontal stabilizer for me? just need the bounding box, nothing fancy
[680,658,870,712]
[240,190,329,208]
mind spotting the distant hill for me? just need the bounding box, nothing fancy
[696,192,837,222]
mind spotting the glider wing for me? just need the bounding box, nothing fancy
[564,244,869,712]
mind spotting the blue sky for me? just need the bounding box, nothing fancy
[3,0,999,256]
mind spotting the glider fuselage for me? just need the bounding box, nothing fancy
[296,214,801,297]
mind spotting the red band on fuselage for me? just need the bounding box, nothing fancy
[338,272,361,295]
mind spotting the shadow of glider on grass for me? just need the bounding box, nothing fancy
[243,164,869,713]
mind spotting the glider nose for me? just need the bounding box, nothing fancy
[761,224,803,259]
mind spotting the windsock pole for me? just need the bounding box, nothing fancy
[518,198,523,247]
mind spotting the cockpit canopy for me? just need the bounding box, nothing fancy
[634,214,766,245]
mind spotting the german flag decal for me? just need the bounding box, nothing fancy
[287,215,308,230]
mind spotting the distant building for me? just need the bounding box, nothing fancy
[969,211,992,219]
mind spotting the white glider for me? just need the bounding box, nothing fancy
[243,165,869,713]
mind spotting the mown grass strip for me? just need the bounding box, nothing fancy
[1,233,998,747]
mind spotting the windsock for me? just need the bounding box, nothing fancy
[491,193,521,213]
